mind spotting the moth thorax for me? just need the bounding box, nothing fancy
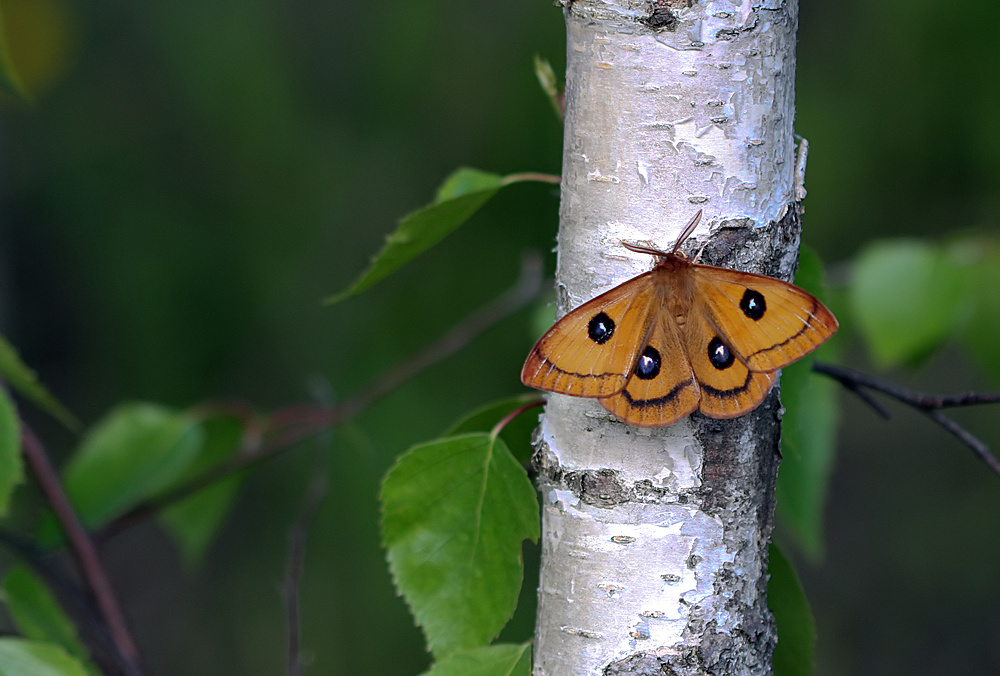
[660,261,695,320]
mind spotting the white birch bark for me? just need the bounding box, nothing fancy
[533,1,803,675]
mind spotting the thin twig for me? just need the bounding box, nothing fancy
[322,249,543,426]
[812,361,1000,475]
[924,409,999,475]
[283,444,329,676]
[813,362,1000,410]
[816,367,891,419]
[21,425,143,676]
[105,252,544,535]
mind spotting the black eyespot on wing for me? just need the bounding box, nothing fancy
[708,337,734,370]
[634,346,661,380]
[587,312,615,344]
[740,289,766,320]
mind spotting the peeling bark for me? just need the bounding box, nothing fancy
[532,1,801,674]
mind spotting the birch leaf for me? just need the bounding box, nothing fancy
[777,247,839,558]
[958,245,1000,383]
[0,389,23,517]
[850,240,968,366]
[0,638,90,676]
[327,168,548,303]
[381,433,539,659]
[157,414,245,566]
[1,566,97,675]
[421,643,531,676]
[444,395,539,465]
[777,357,837,559]
[533,55,562,121]
[769,543,816,676]
[57,403,202,531]
[0,334,78,431]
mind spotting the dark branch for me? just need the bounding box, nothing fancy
[815,366,891,420]
[924,409,998,475]
[812,361,1000,476]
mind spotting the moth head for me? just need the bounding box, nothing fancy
[621,209,704,263]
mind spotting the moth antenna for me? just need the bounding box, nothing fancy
[622,211,705,259]
[622,241,668,257]
[671,210,703,254]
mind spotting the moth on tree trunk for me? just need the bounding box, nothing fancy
[522,210,837,427]
[530,1,803,674]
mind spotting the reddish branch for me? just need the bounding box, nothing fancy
[18,243,1000,675]
[10,251,543,672]
[21,424,143,676]
[103,251,544,536]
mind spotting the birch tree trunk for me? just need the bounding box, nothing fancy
[533,2,803,675]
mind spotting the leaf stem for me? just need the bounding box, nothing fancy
[502,172,561,185]
[490,399,544,440]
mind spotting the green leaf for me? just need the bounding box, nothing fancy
[1,566,97,675]
[776,247,840,558]
[381,433,539,658]
[327,168,547,303]
[157,414,245,566]
[769,543,816,676]
[958,245,1000,384]
[421,643,531,676]
[435,167,504,202]
[0,8,28,100]
[0,389,23,517]
[0,334,78,431]
[0,638,91,676]
[160,477,242,566]
[59,403,202,531]
[793,246,827,306]
[849,240,969,367]
[444,395,541,466]
[533,55,562,121]
[777,359,837,559]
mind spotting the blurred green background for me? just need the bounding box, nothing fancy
[1,0,999,674]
